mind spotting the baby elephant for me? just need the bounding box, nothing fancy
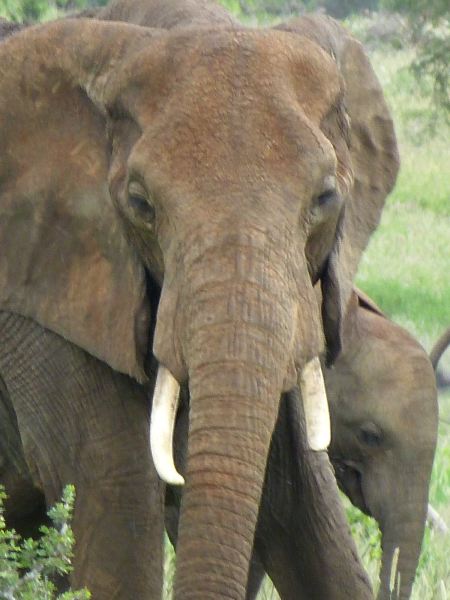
[245,289,438,600]
[328,290,437,599]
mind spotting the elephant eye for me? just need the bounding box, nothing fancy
[128,181,156,224]
[358,424,383,448]
[313,176,342,212]
[316,189,338,207]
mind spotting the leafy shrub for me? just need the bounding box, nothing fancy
[0,485,90,599]
[381,0,449,121]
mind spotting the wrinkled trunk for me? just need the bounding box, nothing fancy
[171,233,303,598]
[378,522,425,599]
[377,480,429,600]
[174,358,282,597]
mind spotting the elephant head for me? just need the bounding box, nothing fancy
[328,290,438,599]
[0,6,398,597]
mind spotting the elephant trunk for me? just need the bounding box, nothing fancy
[167,232,319,598]
[376,479,429,600]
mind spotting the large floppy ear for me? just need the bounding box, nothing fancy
[276,16,399,363]
[0,19,161,381]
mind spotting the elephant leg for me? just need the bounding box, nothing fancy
[245,554,265,600]
[0,311,164,600]
[0,373,48,538]
[253,389,373,600]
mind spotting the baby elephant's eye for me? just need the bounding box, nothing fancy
[358,423,383,448]
[128,181,156,224]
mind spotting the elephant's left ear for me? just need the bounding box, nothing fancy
[277,15,399,363]
[0,19,157,382]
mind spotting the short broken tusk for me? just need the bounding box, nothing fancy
[298,357,331,451]
[150,365,185,486]
[427,503,448,534]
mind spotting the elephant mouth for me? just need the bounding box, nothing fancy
[151,358,331,486]
[332,457,371,517]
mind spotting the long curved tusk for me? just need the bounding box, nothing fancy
[150,365,185,486]
[298,357,331,451]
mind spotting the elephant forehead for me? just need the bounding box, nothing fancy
[120,29,340,185]
[129,28,341,114]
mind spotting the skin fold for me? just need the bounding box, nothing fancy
[0,1,399,597]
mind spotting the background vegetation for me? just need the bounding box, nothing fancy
[0,0,448,598]
[0,485,90,599]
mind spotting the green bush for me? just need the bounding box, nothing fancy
[381,0,449,121]
[0,485,90,599]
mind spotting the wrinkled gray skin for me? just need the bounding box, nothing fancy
[0,317,369,600]
[164,291,438,600]
[328,293,438,600]
[256,291,437,600]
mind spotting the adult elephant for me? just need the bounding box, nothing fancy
[0,2,398,597]
[0,18,165,599]
[167,289,438,600]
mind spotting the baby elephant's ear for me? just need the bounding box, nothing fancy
[276,16,399,362]
[0,19,159,381]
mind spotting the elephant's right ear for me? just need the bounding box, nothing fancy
[277,16,399,362]
[0,20,160,381]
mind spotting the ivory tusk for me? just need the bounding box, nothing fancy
[150,365,185,486]
[298,357,331,451]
